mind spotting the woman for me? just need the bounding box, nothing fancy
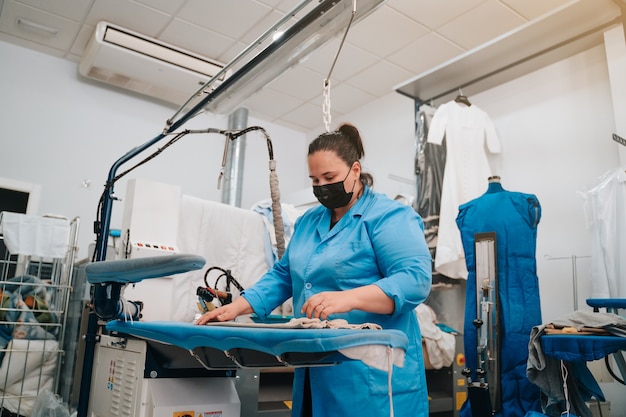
[196,123,432,417]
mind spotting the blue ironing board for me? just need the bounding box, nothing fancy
[541,334,626,362]
[88,254,409,368]
[540,298,626,381]
[106,320,409,368]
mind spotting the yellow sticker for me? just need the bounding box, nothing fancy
[456,392,467,410]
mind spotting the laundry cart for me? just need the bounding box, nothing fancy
[0,212,79,417]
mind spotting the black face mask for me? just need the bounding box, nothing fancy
[313,169,356,209]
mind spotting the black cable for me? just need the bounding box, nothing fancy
[228,126,274,160]
[201,266,246,306]
[203,266,229,288]
[595,398,604,417]
[91,126,277,263]
[110,130,188,187]
[92,131,189,262]
[605,355,626,385]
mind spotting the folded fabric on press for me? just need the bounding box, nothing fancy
[0,212,69,258]
[526,310,620,417]
[205,317,382,330]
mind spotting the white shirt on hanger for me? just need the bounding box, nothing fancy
[580,167,626,298]
[427,100,501,279]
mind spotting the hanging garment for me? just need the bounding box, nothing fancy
[578,167,626,298]
[415,103,451,285]
[456,181,542,417]
[427,101,500,279]
[415,104,444,251]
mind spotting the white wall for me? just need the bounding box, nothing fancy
[0,41,309,260]
[339,43,624,414]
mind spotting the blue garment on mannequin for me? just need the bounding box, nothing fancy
[456,181,542,417]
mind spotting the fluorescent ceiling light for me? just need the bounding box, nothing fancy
[167,0,386,130]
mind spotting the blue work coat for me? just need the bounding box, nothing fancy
[244,186,432,417]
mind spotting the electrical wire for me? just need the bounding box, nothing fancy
[561,360,571,417]
[604,355,626,385]
[92,130,190,262]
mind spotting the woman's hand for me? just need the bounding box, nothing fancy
[302,285,395,319]
[301,291,353,320]
[194,296,253,325]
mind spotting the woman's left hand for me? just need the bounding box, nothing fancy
[301,291,353,320]
[302,285,394,319]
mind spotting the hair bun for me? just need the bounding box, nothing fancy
[338,123,358,138]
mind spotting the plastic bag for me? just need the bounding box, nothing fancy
[31,389,70,417]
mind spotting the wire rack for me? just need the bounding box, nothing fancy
[0,214,79,417]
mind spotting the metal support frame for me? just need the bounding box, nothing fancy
[462,232,500,417]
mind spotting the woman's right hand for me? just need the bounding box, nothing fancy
[194,296,253,325]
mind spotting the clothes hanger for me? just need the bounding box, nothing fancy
[455,88,471,106]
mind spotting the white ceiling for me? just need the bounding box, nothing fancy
[0,0,611,132]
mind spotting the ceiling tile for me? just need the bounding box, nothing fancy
[0,0,81,52]
[134,0,187,16]
[69,23,94,56]
[300,39,379,82]
[437,0,526,50]
[348,5,429,58]
[346,60,414,97]
[280,101,342,131]
[15,0,93,21]
[323,82,376,114]
[501,0,573,21]
[267,66,327,101]
[216,40,249,64]
[274,119,309,133]
[387,0,485,30]
[160,18,234,62]
[387,32,464,75]
[255,0,303,13]
[239,9,286,45]
[255,0,284,8]
[84,0,172,37]
[244,88,306,119]
[177,0,271,41]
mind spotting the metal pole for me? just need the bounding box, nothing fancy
[222,107,248,207]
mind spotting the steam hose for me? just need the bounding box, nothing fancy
[223,126,285,259]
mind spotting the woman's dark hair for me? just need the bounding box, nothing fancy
[308,123,374,186]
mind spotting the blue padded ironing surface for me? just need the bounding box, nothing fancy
[541,334,626,362]
[586,298,626,311]
[86,254,206,284]
[107,320,408,353]
[106,320,408,367]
